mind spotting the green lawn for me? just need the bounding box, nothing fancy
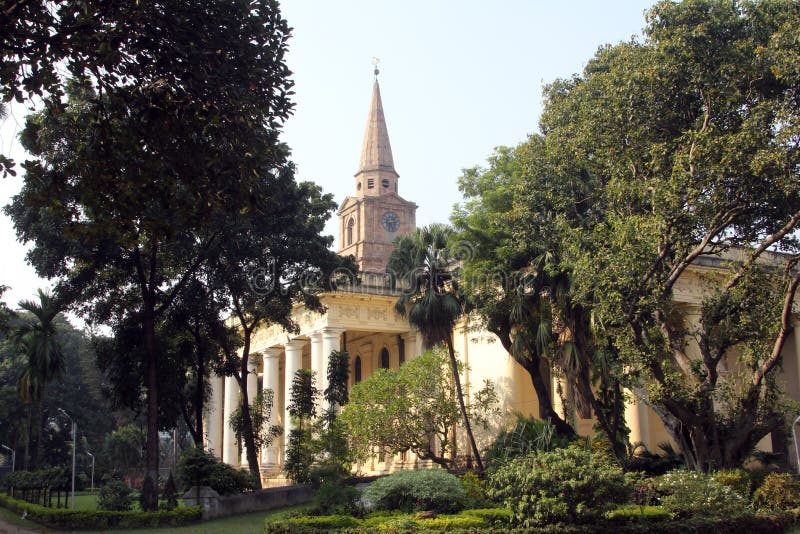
[78,504,309,534]
[1,492,301,533]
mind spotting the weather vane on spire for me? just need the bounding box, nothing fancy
[372,57,380,78]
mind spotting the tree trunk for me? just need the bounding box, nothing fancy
[142,306,160,511]
[445,338,484,471]
[238,333,262,488]
[521,356,577,438]
[191,337,206,446]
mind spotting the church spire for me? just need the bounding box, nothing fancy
[355,62,398,197]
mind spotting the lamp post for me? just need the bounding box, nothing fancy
[0,444,14,472]
[86,451,95,491]
[58,408,76,509]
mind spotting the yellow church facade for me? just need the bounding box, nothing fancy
[202,77,800,483]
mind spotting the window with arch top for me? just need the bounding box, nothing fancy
[380,347,390,369]
[346,218,355,246]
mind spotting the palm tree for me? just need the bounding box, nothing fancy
[388,224,484,470]
[12,289,64,469]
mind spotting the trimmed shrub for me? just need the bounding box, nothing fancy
[488,447,630,526]
[460,507,513,525]
[416,514,486,530]
[97,479,134,511]
[362,469,467,513]
[604,504,674,522]
[753,472,800,513]
[656,470,751,519]
[0,493,200,530]
[264,514,359,533]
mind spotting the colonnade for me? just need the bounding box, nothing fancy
[203,327,345,471]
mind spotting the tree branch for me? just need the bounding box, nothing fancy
[752,262,800,391]
[726,209,800,291]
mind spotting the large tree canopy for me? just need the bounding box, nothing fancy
[536,0,800,470]
[2,0,331,505]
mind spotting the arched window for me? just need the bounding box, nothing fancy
[380,347,390,369]
[346,218,355,246]
[354,356,362,384]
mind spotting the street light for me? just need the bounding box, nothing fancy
[0,444,14,472]
[58,408,76,509]
[86,451,95,491]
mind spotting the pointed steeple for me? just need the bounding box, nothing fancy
[354,75,398,197]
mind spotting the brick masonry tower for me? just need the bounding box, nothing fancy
[338,69,417,272]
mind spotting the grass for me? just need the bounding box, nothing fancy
[78,504,310,534]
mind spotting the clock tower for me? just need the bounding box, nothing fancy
[338,72,417,273]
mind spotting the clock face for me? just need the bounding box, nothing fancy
[381,211,401,233]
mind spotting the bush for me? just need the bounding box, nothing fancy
[460,507,513,525]
[0,493,200,529]
[713,468,752,498]
[161,473,178,511]
[264,514,360,533]
[416,514,486,530]
[97,479,134,511]
[488,447,630,526]
[656,470,751,519]
[484,414,571,468]
[459,471,491,508]
[604,504,674,522]
[177,446,254,496]
[753,473,800,513]
[362,469,467,513]
[313,480,360,516]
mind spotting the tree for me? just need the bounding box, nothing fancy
[229,388,282,459]
[340,348,497,469]
[10,290,64,469]
[537,0,800,470]
[5,1,294,508]
[388,224,484,470]
[283,369,318,483]
[210,166,351,487]
[453,139,630,459]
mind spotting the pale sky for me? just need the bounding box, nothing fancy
[0,0,655,312]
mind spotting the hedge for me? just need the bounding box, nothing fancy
[263,508,800,533]
[0,493,201,530]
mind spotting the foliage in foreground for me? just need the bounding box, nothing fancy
[753,473,800,513]
[264,508,513,533]
[0,493,200,530]
[655,470,751,519]
[483,415,572,468]
[362,469,467,514]
[488,447,630,525]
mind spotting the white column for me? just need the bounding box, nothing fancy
[284,339,306,455]
[205,374,224,459]
[241,357,259,469]
[262,348,281,467]
[310,332,324,394]
[321,328,342,400]
[625,388,650,452]
[222,375,240,465]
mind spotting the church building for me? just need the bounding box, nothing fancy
[202,75,800,484]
